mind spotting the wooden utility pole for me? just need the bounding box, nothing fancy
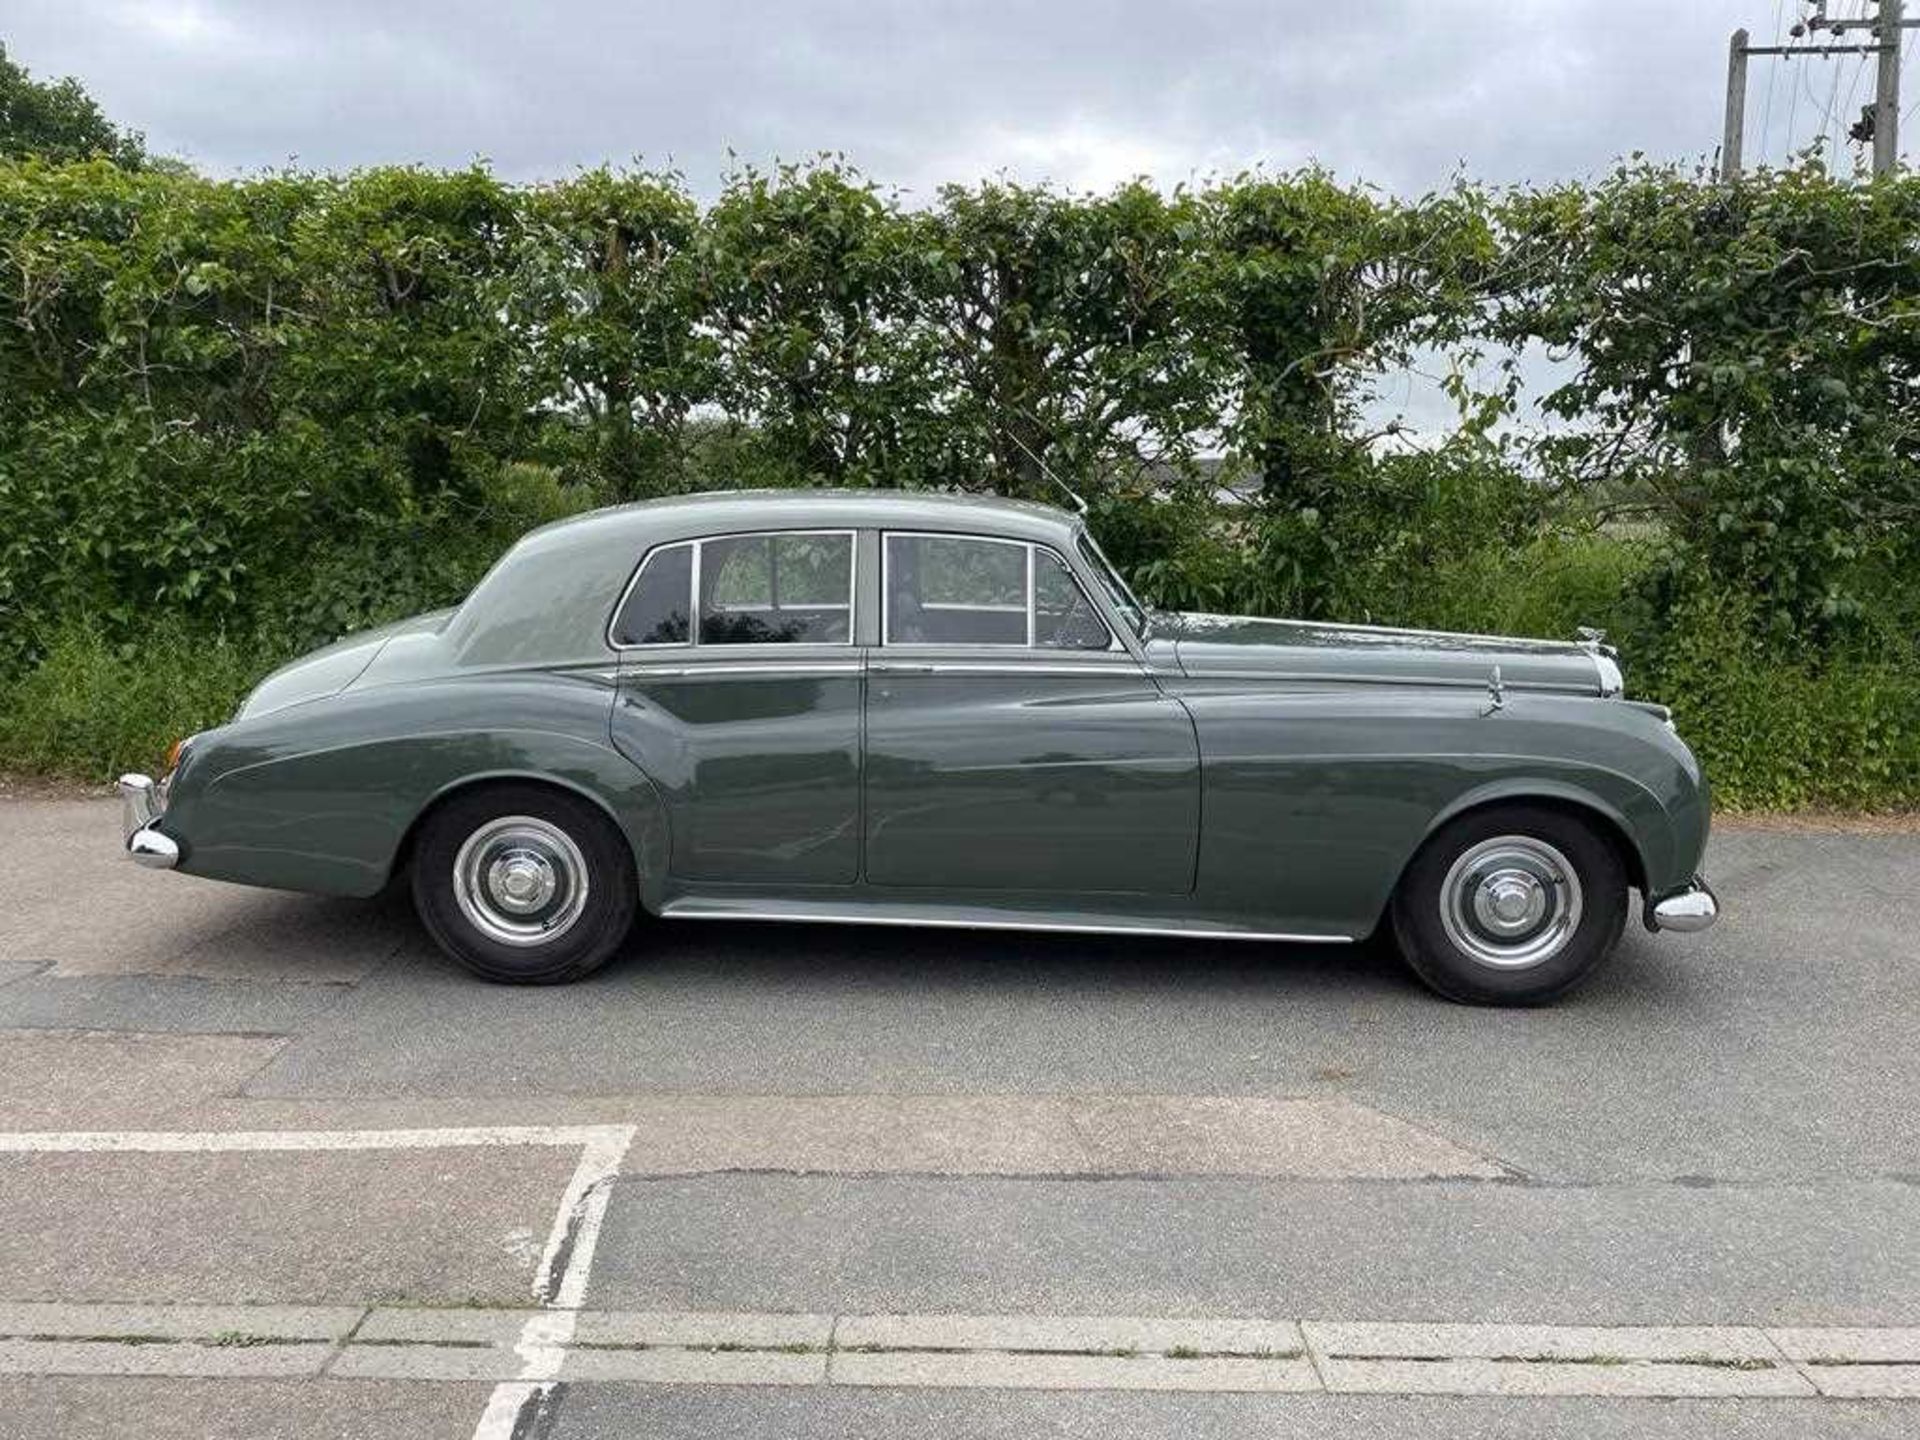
[1723,28,1750,180]
[1873,0,1904,175]
[1723,4,1919,178]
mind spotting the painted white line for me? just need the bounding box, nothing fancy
[0,1125,624,1154]
[471,1124,636,1440]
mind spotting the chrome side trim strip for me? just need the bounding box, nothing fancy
[1177,669,1595,693]
[1191,614,1589,651]
[658,902,1352,945]
[628,660,865,678]
[869,662,1147,679]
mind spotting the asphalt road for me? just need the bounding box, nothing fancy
[1,797,1916,1438]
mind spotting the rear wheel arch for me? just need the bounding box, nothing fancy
[389,770,660,902]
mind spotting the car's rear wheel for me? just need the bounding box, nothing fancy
[1390,804,1628,1005]
[410,783,637,984]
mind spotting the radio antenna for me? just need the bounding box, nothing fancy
[1001,427,1088,515]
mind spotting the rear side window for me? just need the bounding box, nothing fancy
[611,531,853,648]
[610,542,692,645]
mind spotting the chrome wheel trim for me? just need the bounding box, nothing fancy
[452,816,590,948]
[1438,835,1584,970]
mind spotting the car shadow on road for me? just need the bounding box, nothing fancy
[648,914,1414,993]
[178,883,1705,1019]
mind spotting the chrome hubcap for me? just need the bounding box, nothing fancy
[1440,835,1583,970]
[485,849,558,915]
[452,816,589,947]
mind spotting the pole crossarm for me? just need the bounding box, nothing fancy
[1740,42,1893,55]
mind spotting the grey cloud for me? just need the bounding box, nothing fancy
[4,0,1886,194]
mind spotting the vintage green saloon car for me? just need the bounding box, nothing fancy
[117,490,1716,1004]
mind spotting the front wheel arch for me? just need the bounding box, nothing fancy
[1415,785,1649,900]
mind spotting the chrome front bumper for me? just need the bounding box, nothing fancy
[1648,877,1719,933]
[117,773,179,870]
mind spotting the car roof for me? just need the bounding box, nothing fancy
[443,489,1090,668]
[525,488,1085,551]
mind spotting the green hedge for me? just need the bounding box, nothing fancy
[0,156,1914,806]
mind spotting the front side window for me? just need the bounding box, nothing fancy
[885,534,1112,650]
[885,534,1026,645]
[1034,549,1112,650]
[611,531,852,647]
[1075,532,1147,640]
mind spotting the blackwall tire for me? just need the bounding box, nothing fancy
[410,783,637,985]
[1391,804,1628,1006]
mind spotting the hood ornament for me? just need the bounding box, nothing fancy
[1482,664,1506,716]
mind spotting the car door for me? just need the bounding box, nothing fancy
[863,530,1200,895]
[608,529,863,886]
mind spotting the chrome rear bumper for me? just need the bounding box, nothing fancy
[1648,878,1718,933]
[117,773,179,870]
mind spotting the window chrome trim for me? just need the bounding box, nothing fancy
[606,529,858,653]
[881,530,1118,653]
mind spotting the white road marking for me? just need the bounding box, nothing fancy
[472,1123,635,1440]
[0,1124,626,1153]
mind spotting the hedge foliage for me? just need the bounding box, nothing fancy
[0,155,1915,805]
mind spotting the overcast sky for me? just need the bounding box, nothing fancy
[7,1,1912,197]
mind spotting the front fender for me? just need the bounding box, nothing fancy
[1179,685,1710,935]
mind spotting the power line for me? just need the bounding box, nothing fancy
[1835,4,1876,165]
[1724,1,1917,177]
[1762,0,1787,156]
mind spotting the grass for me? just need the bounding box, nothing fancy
[0,620,281,783]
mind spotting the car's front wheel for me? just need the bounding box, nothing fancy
[410,783,638,984]
[1390,804,1628,1005]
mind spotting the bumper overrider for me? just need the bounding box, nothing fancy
[117,773,179,870]
[1646,877,1719,933]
